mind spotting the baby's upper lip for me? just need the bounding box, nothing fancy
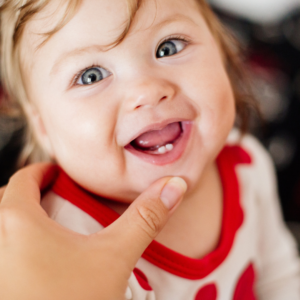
[124,118,189,146]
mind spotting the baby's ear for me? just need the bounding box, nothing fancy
[25,103,55,159]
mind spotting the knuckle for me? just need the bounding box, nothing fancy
[136,204,164,239]
[0,206,28,238]
[0,207,12,239]
[9,169,22,182]
[8,168,31,185]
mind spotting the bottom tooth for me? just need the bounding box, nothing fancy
[158,146,166,154]
[158,144,173,154]
[165,144,173,151]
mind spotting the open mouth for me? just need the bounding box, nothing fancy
[131,121,182,154]
[125,121,192,165]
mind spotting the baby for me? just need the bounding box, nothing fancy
[1,0,300,299]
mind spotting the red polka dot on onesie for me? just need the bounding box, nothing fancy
[194,283,217,300]
[133,268,153,291]
[233,263,256,300]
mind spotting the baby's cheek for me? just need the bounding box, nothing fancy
[213,79,236,131]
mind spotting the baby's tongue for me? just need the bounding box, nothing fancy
[132,122,181,150]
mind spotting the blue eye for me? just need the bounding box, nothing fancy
[77,67,111,85]
[156,39,186,58]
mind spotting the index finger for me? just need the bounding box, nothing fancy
[1,163,58,206]
[0,186,6,204]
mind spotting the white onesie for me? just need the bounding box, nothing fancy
[42,133,300,300]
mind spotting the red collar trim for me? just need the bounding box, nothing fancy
[51,145,251,280]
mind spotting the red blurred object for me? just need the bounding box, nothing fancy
[0,85,3,104]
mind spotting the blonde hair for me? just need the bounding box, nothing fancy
[0,0,257,167]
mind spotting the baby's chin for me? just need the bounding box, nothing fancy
[97,175,167,203]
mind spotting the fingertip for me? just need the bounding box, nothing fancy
[166,177,187,193]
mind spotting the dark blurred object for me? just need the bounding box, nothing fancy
[0,119,24,186]
[214,7,300,222]
[0,86,24,186]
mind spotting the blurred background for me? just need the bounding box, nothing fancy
[208,0,300,248]
[1,0,300,246]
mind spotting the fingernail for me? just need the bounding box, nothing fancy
[160,177,187,210]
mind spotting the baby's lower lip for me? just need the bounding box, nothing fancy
[124,121,193,166]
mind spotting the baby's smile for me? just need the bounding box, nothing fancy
[125,120,193,165]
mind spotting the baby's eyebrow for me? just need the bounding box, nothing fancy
[50,45,106,76]
[50,14,198,77]
[152,14,198,31]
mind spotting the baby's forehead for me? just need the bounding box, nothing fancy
[21,0,206,73]
[22,0,131,61]
[23,0,203,48]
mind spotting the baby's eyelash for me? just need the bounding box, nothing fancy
[159,35,191,45]
[71,64,99,87]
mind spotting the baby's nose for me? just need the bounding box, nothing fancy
[123,77,176,111]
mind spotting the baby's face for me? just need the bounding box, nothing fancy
[22,0,235,201]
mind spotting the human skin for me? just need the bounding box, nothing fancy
[21,0,235,258]
[22,0,235,198]
[0,163,186,300]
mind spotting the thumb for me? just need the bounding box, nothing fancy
[101,176,187,269]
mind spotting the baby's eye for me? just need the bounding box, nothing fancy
[77,67,111,85]
[156,39,186,58]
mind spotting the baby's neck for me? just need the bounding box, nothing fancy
[102,162,223,259]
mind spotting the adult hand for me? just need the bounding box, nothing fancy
[0,163,187,300]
